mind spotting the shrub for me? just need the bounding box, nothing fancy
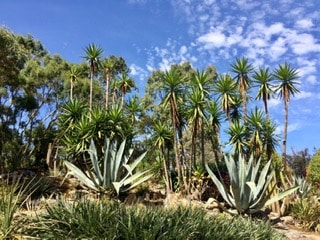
[291,198,320,231]
[26,199,285,239]
[307,150,320,187]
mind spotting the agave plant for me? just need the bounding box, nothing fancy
[64,137,153,195]
[206,155,298,214]
[291,175,312,199]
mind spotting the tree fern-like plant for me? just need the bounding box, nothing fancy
[64,137,152,195]
[206,155,298,214]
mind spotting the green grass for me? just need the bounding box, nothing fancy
[25,199,285,240]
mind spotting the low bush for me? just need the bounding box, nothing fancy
[291,198,320,231]
[26,199,285,239]
[307,150,320,188]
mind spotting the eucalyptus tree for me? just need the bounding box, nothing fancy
[252,67,274,118]
[230,57,254,122]
[273,63,300,167]
[100,56,129,109]
[103,57,114,109]
[83,44,103,111]
[214,74,237,123]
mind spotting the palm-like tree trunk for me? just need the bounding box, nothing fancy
[170,98,183,188]
[200,121,205,168]
[89,63,94,111]
[282,88,289,167]
[161,145,172,192]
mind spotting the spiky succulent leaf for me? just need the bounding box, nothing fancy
[264,186,299,206]
[64,161,99,191]
[206,154,297,214]
[205,163,233,206]
[89,139,103,185]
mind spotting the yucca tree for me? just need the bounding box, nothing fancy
[247,107,264,160]
[230,57,254,122]
[69,66,81,100]
[125,95,143,125]
[151,121,173,192]
[107,104,131,141]
[273,63,300,167]
[206,99,224,162]
[227,121,247,158]
[83,44,103,111]
[261,118,279,160]
[214,74,237,123]
[253,67,274,118]
[189,70,213,168]
[229,95,243,123]
[117,72,136,108]
[186,87,206,168]
[160,68,185,189]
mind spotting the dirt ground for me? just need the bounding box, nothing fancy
[275,223,320,240]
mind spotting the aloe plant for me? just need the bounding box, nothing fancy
[206,155,298,214]
[64,138,153,195]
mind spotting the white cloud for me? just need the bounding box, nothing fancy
[179,45,188,55]
[276,122,301,134]
[268,98,281,108]
[197,28,242,50]
[296,58,317,80]
[197,30,226,49]
[269,37,288,60]
[295,18,314,29]
[130,64,148,81]
[288,123,300,132]
[306,75,318,85]
[294,91,313,100]
[289,33,320,55]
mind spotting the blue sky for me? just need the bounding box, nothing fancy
[1,0,320,152]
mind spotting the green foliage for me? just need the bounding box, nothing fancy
[64,137,152,195]
[291,175,312,199]
[307,150,320,187]
[0,178,37,239]
[26,199,284,239]
[206,155,298,214]
[291,198,320,231]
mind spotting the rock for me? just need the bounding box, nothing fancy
[205,197,220,210]
[280,215,295,225]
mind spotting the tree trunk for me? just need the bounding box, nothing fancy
[282,98,289,168]
[170,99,183,189]
[105,70,110,109]
[201,121,205,169]
[161,146,172,193]
[89,63,94,111]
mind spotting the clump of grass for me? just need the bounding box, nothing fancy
[26,199,285,239]
[290,198,320,231]
[0,177,37,239]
